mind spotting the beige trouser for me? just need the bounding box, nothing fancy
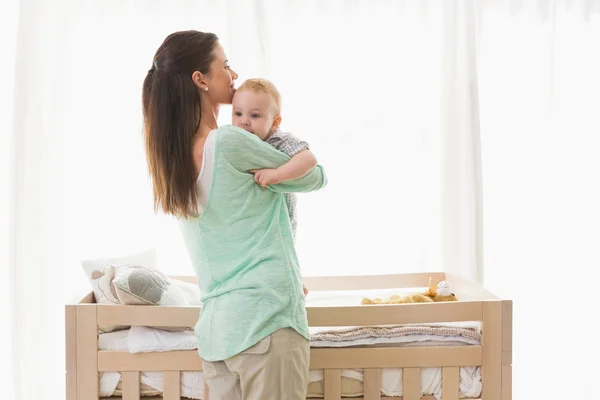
[202,328,310,400]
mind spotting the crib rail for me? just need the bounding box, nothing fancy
[96,300,484,329]
[98,346,481,372]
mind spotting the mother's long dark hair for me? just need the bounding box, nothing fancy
[142,30,218,218]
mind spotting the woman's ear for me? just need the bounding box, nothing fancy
[270,115,282,133]
[191,71,208,91]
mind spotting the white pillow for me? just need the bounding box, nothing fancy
[171,279,202,306]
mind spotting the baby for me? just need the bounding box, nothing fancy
[232,79,317,297]
[232,78,317,241]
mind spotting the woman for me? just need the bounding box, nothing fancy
[142,30,327,399]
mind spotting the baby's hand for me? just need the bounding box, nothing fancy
[249,168,281,187]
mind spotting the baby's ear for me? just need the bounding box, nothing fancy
[270,115,282,132]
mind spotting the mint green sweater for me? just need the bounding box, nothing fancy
[178,125,327,361]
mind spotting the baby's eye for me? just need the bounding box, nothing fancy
[233,111,242,117]
[251,113,260,118]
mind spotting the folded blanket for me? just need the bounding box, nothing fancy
[310,324,481,344]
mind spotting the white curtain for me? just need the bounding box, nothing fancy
[2,0,599,399]
[477,1,600,397]
[1,1,19,399]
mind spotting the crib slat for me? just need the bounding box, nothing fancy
[76,306,98,400]
[442,367,459,400]
[324,369,342,400]
[163,371,180,400]
[403,367,420,400]
[483,301,503,400]
[122,371,140,400]
[364,369,381,400]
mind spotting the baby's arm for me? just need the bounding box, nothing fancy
[251,131,318,187]
[220,125,326,192]
[252,149,317,187]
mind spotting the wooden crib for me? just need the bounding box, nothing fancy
[65,272,512,400]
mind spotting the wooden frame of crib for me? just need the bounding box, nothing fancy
[65,272,512,400]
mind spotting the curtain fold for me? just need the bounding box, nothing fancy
[441,0,484,282]
[1,2,20,400]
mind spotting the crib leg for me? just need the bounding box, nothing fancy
[66,305,78,400]
[501,300,513,400]
[482,301,502,400]
[76,305,99,399]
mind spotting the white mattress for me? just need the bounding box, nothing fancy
[98,287,482,399]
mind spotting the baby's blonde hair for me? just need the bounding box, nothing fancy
[236,78,282,115]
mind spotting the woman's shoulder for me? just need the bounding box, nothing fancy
[213,125,289,171]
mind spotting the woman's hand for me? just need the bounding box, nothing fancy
[303,285,309,297]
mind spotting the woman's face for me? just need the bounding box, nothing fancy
[204,42,239,105]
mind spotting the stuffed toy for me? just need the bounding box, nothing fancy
[91,265,120,304]
[360,280,457,305]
